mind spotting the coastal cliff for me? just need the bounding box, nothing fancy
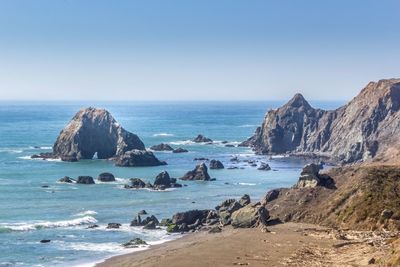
[242,78,400,164]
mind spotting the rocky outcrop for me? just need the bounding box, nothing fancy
[257,162,271,171]
[242,79,400,164]
[153,171,182,190]
[150,143,174,151]
[53,107,145,161]
[115,150,166,167]
[231,203,269,228]
[180,163,211,181]
[97,172,115,182]
[209,160,224,169]
[193,134,213,143]
[265,165,400,231]
[295,163,334,188]
[124,178,146,189]
[32,107,165,167]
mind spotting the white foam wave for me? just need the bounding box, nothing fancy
[0,149,23,153]
[56,241,127,252]
[238,182,256,186]
[168,140,195,145]
[18,156,62,162]
[73,210,98,217]
[153,133,174,137]
[0,216,97,232]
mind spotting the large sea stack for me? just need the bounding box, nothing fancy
[33,107,165,166]
[242,79,400,164]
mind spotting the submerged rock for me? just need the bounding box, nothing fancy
[257,162,271,171]
[173,148,188,153]
[209,159,224,169]
[150,143,174,151]
[97,172,115,182]
[125,178,146,189]
[115,150,166,167]
[106,223,121,229]
[58,176,74,183]
[180,163,211,181]
[193,134,213,143]
[76,176,95,184]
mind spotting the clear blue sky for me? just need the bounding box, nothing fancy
[0,0,399,101]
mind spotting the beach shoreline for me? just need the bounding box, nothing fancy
[95,222,390,267]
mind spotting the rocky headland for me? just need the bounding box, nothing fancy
[241,79,400,164]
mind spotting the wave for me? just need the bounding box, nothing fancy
[18,156,62,162]
[0,149,23,154]
[73,210,98,217]
[0,216,97,232]
[29,146,52,150]
[152,133,174,137]
[168,140,195,146]
[237,182,257,186]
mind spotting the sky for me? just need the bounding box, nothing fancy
[0,0,399,101]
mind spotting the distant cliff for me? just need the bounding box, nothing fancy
[242,78,400,164]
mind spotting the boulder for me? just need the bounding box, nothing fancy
[231,205,270,228]
[172,210,210,225]
[258,162,271,171]
[180,163,211,181]
[122,238,147,248]
[97,172,115,182]
[76,176,95,184]
[58,176,74,183]
[173,148,188,153]
[52,107,145,161]
[209,160,224,169]
[193,134,213,143]
[154,171,172,188]
[239,194,251,206]
[115,150,167,167]
[125,178,146,189]
[150,143,174,151]
[262,189,282,204]
[295,163,334,188]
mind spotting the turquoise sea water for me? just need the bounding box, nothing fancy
[0,101,342,267]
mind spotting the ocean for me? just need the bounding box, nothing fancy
[0,101,342,267]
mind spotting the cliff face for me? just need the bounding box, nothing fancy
[243,78,400,163]
[53,107,145,160]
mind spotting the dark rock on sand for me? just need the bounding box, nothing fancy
[76,176,95,184]
[58,176,74,183]
[122,238,147,248]
[193,134,213,143]
[115,150,166,167]
[97,172,115,182]
[150,143,174,151]
[209,159,224,169]
[172,148,188,153]
[180,163,211,181]
[262,189,282,204]
[231,204,270,228]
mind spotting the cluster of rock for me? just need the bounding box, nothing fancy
[124,171,182,190]
[180,163,212,181]
[58,172,117,184]
[227,155,271,171]
[295,163,334,188]
[150,143,188,153]
[241,79,400,164]
[31,107,165,167]
[165,194,269,233]
[193,134,213,143]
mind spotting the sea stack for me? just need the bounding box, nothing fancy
[242,79,400,164]
[32,107,165,166]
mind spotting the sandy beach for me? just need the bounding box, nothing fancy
[96,222,389,267]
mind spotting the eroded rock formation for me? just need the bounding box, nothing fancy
[242,79,400,164]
